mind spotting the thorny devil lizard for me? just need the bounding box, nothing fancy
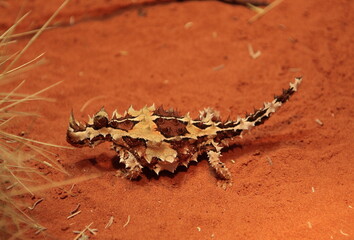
[67,77,302,188]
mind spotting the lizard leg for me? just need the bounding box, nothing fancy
[207,150,232,189]
[115,149,143,180]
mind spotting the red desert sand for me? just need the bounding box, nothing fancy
[1,0,353,239]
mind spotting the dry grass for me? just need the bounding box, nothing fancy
[0,0,73,238]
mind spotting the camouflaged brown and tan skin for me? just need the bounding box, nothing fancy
[67,77,302,188]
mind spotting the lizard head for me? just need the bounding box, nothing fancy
[66,107,109,148]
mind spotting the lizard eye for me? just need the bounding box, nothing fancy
[93,107,109,129]
[93,115,108,129]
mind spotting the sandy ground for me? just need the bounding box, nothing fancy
[1,0,353,239]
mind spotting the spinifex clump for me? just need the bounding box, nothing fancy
[0,0,71,237]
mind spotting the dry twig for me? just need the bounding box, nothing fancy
[266,156,273,165]
[28,198,44,210]
[123,215,131,228]
[67,211,82,219]
[105,216,114,229]
[248,0,284,23]
[247,43,261,59]
[73,222,98,240]
[315,118,323,126]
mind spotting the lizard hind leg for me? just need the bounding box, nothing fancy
[115,149,143,180]
[207,150,232,189]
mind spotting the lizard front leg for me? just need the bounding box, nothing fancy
[114,148,143,180]
[207,143,232,189]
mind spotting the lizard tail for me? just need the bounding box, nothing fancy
[218,77,302,139]
[245,76,302,127]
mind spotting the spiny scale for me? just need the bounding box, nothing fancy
[67,77,302,188]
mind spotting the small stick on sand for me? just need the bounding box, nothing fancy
[34,226,47,235]
[247,3,263,13]
[247,43,261,59]
[248,0,284,23]
[87,227,98,235]
[307,221,312,229]
[70,203,81,214]
[67,203,81,219]
[73,222,94,240]
[315,118,323,126]
[6,182,18,190]
[184,22,193,29]
[65,184,77,197]
[28,198,44,210]
[105,216,114,229]
[212,64,225,71]
[123,215,131,228]
[118,50,129,56]
[67,210,81,219]
[42,161,53,167]
[266,156,273,165]
[339,230,349,236]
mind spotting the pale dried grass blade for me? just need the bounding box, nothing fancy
[2,0,70,73]
[0,130,71,149]
[1,0,72,238]
[0,58,46,84]
[0,80,26,105]
[0,39,17,48]
[0,51,18,67]
[0,110,39,119]
[0,12,31,40]
[3,52,45,76]
[22,140,70,174]
[4,165,34,195]
[9,174,100,196]
[0,27,55,40]
[0,81,62,112]
[0,116,15,127]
